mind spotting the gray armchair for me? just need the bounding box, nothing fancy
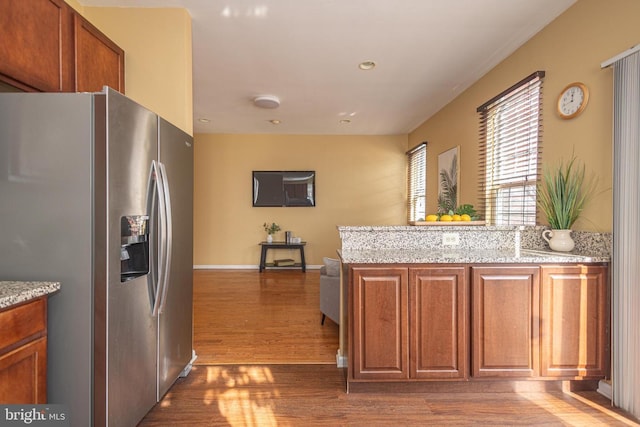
[320,257,340,325]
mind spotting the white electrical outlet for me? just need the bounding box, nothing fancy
[442,232,460,246]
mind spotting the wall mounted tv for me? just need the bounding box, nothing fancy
[252,171,316,207]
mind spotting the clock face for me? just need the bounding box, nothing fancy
[558,83,588,119]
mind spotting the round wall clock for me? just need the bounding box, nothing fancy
[557,82,589,119]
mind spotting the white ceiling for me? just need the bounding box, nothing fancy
[79,0,576,135]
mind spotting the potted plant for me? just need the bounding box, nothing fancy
[263,222,281,243]
[536,155,596,251]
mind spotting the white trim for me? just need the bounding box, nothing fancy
[601,44,640,68]
[597,380,612,400]
[193,264,323,270]
[193,264,255,270]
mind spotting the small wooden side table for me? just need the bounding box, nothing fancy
[259,241,307,272]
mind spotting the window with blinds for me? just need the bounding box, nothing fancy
[477,71,544,225]
[407,142,427,222]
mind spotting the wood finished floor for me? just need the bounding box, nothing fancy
[138,270,639,426]
[192,269,339,365]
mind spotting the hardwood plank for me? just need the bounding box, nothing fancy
[193,270,339,365]
[139,364,638,426]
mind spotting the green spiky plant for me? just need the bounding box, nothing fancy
[537,155,596,229]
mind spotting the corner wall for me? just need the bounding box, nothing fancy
[409,0,640,233]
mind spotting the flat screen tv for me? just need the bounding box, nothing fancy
[253,171,316,207]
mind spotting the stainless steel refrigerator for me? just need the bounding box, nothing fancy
[0,88,195,426]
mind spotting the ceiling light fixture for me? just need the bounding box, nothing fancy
[358,61,376,70]
[269,119,281,125]
[198,118,211,123]
[339,119,351,124]
[253,95,280,109]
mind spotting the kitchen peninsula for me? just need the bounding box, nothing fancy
[337,225,610,392]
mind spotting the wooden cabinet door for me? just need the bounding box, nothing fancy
[472,266,540,378]
[540,265,608,378]
[74,13,125,93]
[0,0,74,92]
[410,266,468,379]
[351,267,409,380]
[0,337,47,403]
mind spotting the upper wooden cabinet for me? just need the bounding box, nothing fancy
[0,0,73,92]
[0,0,124,93]
[74,14,124,93]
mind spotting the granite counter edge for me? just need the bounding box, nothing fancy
[0,281,61,310]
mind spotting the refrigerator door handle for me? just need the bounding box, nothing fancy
[146,161,159,311]
[157,161,173,314]
[147,160,168,317]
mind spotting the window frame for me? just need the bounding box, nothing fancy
[407,142,427,222]
[477,71,545,226]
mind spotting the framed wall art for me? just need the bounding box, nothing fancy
[437,146,459,213]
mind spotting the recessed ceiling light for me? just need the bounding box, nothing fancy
[358,61,376,70]
[198,118,211,123]
[269,119,281,125]
[339,119,351,124]
[254,95,280,108]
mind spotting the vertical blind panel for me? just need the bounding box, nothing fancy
[407,143,427,222]
[612,50,640,419]
[478,72,543,225]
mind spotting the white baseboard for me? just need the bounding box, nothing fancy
[336,350,347,368]
[193,265,256,269]
[193,264,323,270]
[597,379,612,399]
[179,350,198,378]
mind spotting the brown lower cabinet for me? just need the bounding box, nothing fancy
[540,265,609,378]
[0,298,48,403]
[348,263,609,386]
[411,266,468,379]
[472,265,540,378]
[350,266,468,380]
[350,267,409,380]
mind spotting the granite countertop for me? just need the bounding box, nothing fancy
[337,247,610,265]
[0,281,61,310]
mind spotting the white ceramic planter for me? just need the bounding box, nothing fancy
[542,229,575,252]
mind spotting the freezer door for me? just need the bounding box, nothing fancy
[100,88,159,427]
[157,118,194,399]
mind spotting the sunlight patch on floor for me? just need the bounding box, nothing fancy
[202,365,281,426]
[563,390,639,426]
[517,391,628,426]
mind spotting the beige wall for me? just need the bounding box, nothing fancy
[194,133,408,266]
[409,0,640,233]
[66,2,193,135]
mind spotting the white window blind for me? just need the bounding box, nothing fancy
[477,71,544,225]
[407,142,427,222]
